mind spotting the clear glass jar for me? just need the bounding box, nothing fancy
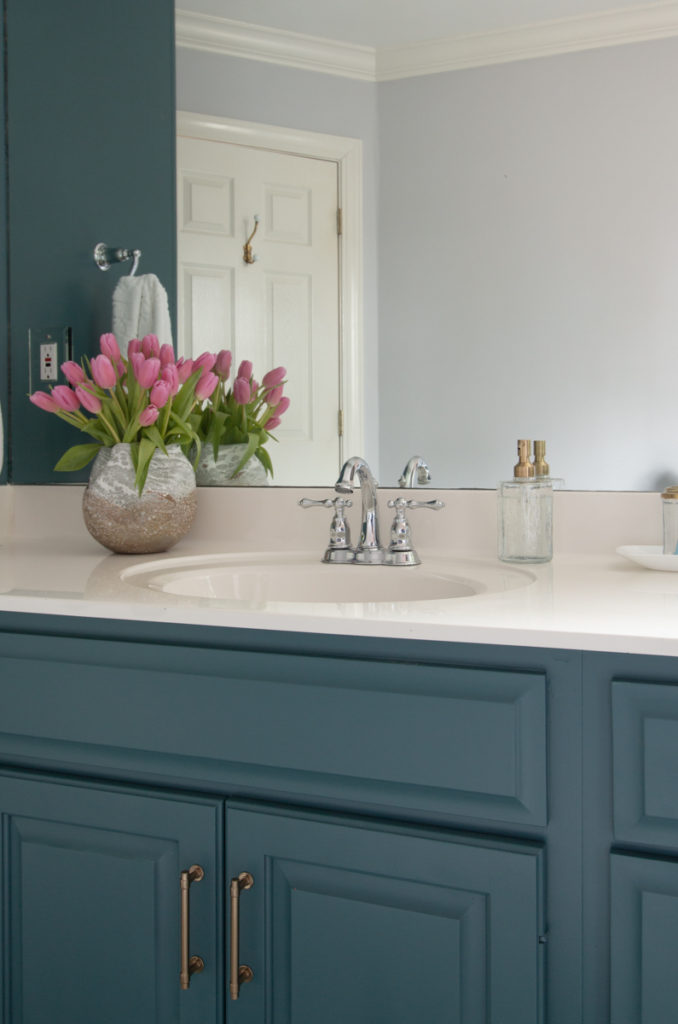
[662,486,678,555]
[498,478,553,563]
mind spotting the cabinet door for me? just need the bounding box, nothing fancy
[226,801,545,1024]
[611,852,678,1023]
[0,770,223,1024]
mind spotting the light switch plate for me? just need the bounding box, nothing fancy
[28,327,72,393]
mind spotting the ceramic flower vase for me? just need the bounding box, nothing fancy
[82,443,197,554]
[194,443,269,487]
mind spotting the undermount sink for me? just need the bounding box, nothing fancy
[120,551,534,608]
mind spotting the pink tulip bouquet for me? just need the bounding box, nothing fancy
[191,351,290,479]
[29,333,217,493]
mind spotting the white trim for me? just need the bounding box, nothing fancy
[176,4,678,81]
[377,1,678,78]
[177,111,365,464]
[175,10,375,81]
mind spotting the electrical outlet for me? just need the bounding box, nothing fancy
[40,342,58,381]
[28,327,72,393]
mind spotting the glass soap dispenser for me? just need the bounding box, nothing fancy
[498,440,553,563]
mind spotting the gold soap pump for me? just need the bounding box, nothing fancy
[499,438,553,563]
[533,440,549,478]
[513,439,535,479]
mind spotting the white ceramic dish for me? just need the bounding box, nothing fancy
[616,545,678,571]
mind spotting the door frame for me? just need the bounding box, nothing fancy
[177,110,364,463]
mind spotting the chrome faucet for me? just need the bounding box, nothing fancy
[335,456,384,564]
[399,456,431,488]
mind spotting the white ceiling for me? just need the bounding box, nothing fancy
[176,0,673,49]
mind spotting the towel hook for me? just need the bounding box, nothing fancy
[94,242,142,276]
[242,216,260,265]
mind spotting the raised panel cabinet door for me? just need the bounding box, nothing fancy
[611,852,678,1024]
[225,801,545,1024]
[0,770,223,1024]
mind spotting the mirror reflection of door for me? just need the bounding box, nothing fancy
[177,130,343,485]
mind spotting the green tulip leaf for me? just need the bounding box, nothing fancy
[134,437,157,495]
[254,445,273,477]
[53,443,103,472]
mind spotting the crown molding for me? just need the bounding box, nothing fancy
[175,10,376,80]
[176,3,678,82]
[376,2,678,79]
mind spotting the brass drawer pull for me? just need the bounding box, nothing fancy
[180,864,205,990]
[230,871,254,999]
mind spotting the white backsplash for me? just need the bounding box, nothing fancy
[0,484,662,557]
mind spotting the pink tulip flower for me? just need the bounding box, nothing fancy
[266,385,283,407]
[176,357,195,384]
[195,371,219,401]
[75,386,102,414]
[233,376,251,405]
[193,351,216,376]
[139,405,159,427]
[161,363,179,395]
[237,360,253,381]
[90,354,117,389]
[61,361,86,386]
[142,334,160,358]
[133,356,161,389]
[30,391,60,412]
[214,349,232,379]
[261,366,286,389]
[264,415,281,430]
[276,396,290,415]
[99,333,121,362]
[127,338,142,356]
[159,343,175,366]
[116,359,126,377]
[51,385,81,412]
[150,380,171,409]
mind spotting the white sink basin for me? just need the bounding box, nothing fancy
[121,551,534,608]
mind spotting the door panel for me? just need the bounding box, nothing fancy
[177,135,340,483]
[226,801,545,1024]
[0,771,223,1024]
[611,852,678,1023]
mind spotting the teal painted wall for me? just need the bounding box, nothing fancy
[6,0,176,483]
[1,1,8,484]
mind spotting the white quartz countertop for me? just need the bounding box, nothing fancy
[0,484,675,656]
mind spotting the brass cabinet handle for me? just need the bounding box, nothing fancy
[180,864,205,990]
[230,871,254,999]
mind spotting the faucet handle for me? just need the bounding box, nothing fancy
[298,497,355,564]
[387,498,445,512]
[384,498,445,566]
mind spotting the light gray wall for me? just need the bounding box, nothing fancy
[378,37,678,490]
[176,48,380,472]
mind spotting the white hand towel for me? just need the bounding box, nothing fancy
[112,273,173,356]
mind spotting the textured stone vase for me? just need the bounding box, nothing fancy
[194,443,270,487]
[82,444,197,554]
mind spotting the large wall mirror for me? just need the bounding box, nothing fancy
[6,1,678,490]
[176,0,678,491]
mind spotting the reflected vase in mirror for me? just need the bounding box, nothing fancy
[82,443,197,554]
[194,443,270,487]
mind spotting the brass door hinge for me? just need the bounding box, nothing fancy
[338,409,344,437]
[337,208,343,235]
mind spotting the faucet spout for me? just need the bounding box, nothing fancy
[335,456,384,564]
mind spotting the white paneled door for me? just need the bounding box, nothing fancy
[177,134,341,485]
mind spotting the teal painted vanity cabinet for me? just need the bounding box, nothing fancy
[0,772,223,1024]
[0,615,587,1023]
[582,653,678,1024]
